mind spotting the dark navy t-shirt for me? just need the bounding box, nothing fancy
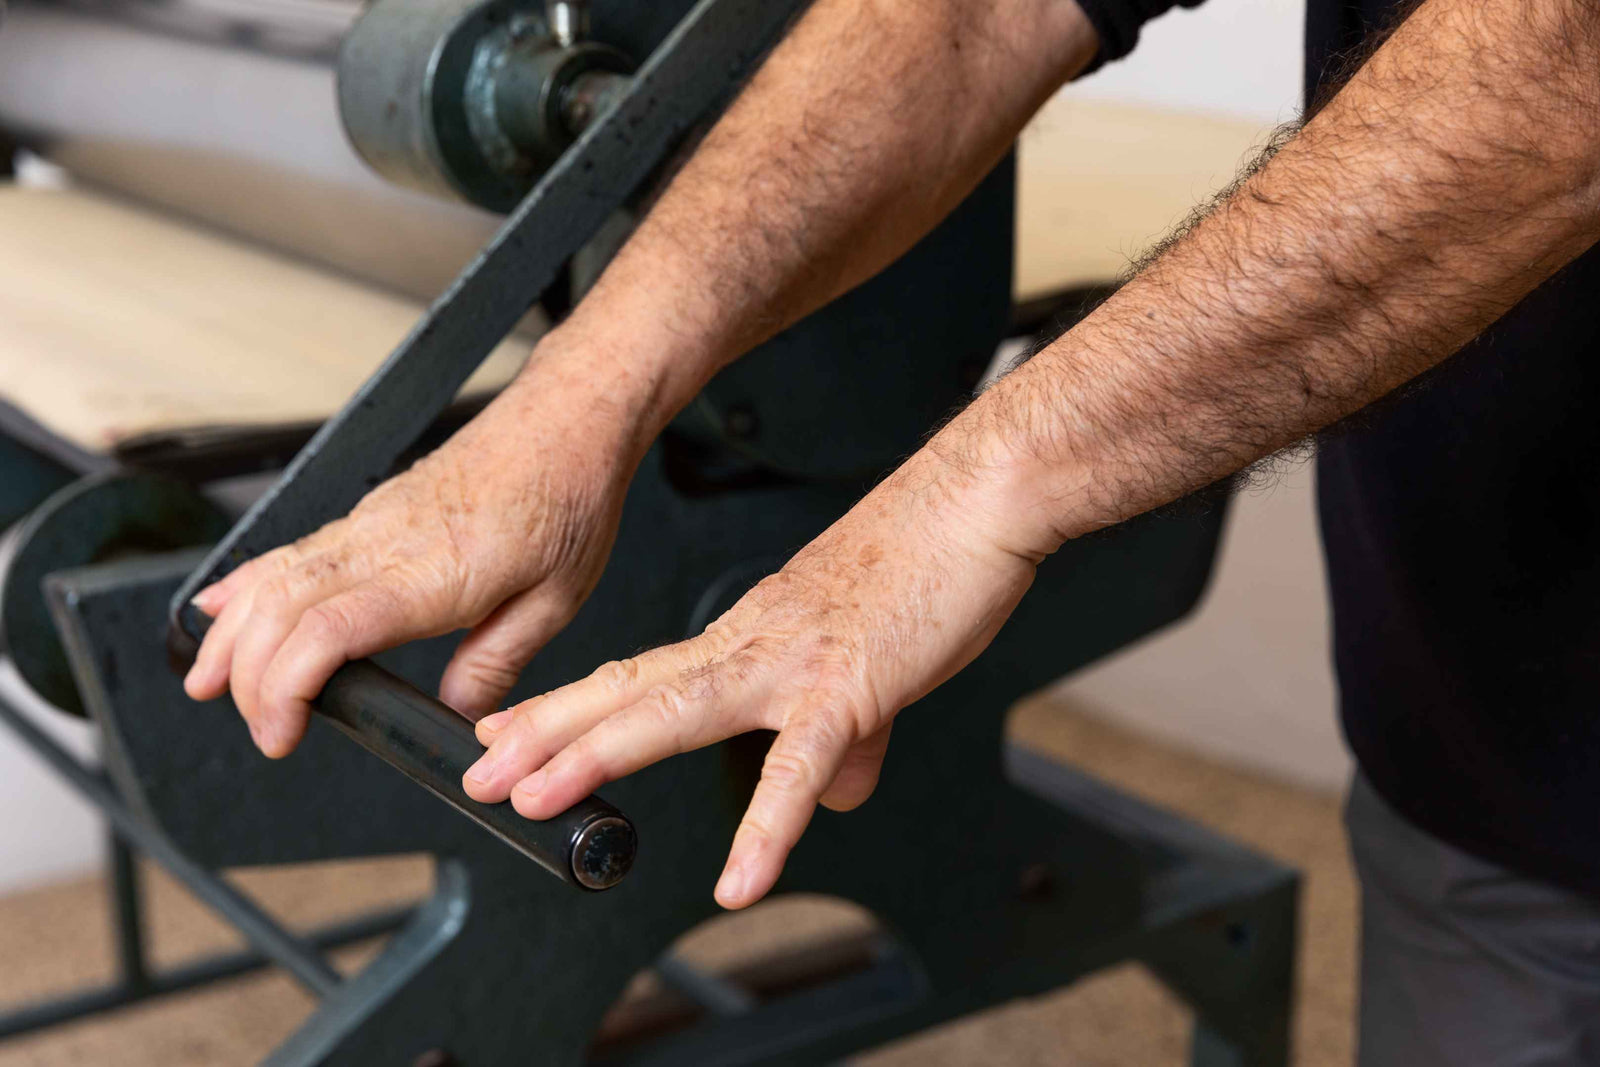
[1308,1,1600,894]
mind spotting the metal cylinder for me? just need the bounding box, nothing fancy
[316,660,637,890]
[336,0,631,212]
[491,40,632,171]
[544,0,587,47]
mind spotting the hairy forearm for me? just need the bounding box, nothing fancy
[534,0,1097,440]
[942,0,1600,557]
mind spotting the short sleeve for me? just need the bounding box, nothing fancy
[1071,0,1210,72]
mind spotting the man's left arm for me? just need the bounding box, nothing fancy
[469,0,1600,910]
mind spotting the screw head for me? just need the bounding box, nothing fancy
[724,405,758,440]
[572,816,637,890]
[1017,862,1056,901]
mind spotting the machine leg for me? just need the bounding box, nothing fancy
[1144,876,1298,1067]
[107,830,151,995]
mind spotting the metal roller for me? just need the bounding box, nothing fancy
[167,616,638,891]
[0,471,230,715]
[337,0,634,210]
[314,660,635,890]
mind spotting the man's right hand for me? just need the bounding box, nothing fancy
[182,329,658,758]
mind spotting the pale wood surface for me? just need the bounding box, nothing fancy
[0,186,530,454]
[0,99,1266,455]
[1016,96,1270,299]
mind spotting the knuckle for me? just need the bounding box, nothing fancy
[253,575,297,615]
[760,747,819,796]
[501,701,550,747]
[301,601,354,643]
[462,657,520,691]
[595,658,641,694]
[641,682,689,722]
[637,683,698,746]
[699,619,739,651]
[735,817,774,852]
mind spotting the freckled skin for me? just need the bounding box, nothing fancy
[187,0,1600,915]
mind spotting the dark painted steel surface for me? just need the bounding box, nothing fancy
[0,471,229,715]
[0,669,342,997]
[336,0,637,209]
[34,440,1290,1063]
[0,905,412,1041]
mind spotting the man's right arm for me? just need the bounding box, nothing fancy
[184,0,1101,752]
[559,0,1101,413]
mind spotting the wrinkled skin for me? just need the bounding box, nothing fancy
[187,352,1038,911]
[184,340,648,754]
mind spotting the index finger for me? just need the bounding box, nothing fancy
[504,654,772,818]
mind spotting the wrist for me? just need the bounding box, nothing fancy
[914,376,1095,565]
[504,323,703,461]
[521,303,729,432]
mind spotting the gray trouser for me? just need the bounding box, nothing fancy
[1348,774,1600,1066]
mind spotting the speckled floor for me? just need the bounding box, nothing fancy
[0,696,1357,1066]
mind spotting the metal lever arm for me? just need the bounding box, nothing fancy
[165,0,813,889]
[170,0,813,625]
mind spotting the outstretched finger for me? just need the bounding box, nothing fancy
[183,543,318,701]
[225,545,386,734]
[439,592,575,718]
[189,547,286,619]
[505,664,771,819]
[715,713,850,910]
[184,575,266,701]
[819,721,892,812]
[463,631,738,798]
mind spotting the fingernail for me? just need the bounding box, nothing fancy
[715,865,746,906]
[255,718,282,756]
[191,587,220,614]
[478,710,512,734]
[464,753,498,786]
[513,769,547,800]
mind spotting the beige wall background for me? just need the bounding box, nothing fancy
[1054,466,1350,792]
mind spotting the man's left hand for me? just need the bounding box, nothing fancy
[461,447,1037,909]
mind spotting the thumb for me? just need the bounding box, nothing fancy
[439,592,575,718]
[819,721,893,812]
